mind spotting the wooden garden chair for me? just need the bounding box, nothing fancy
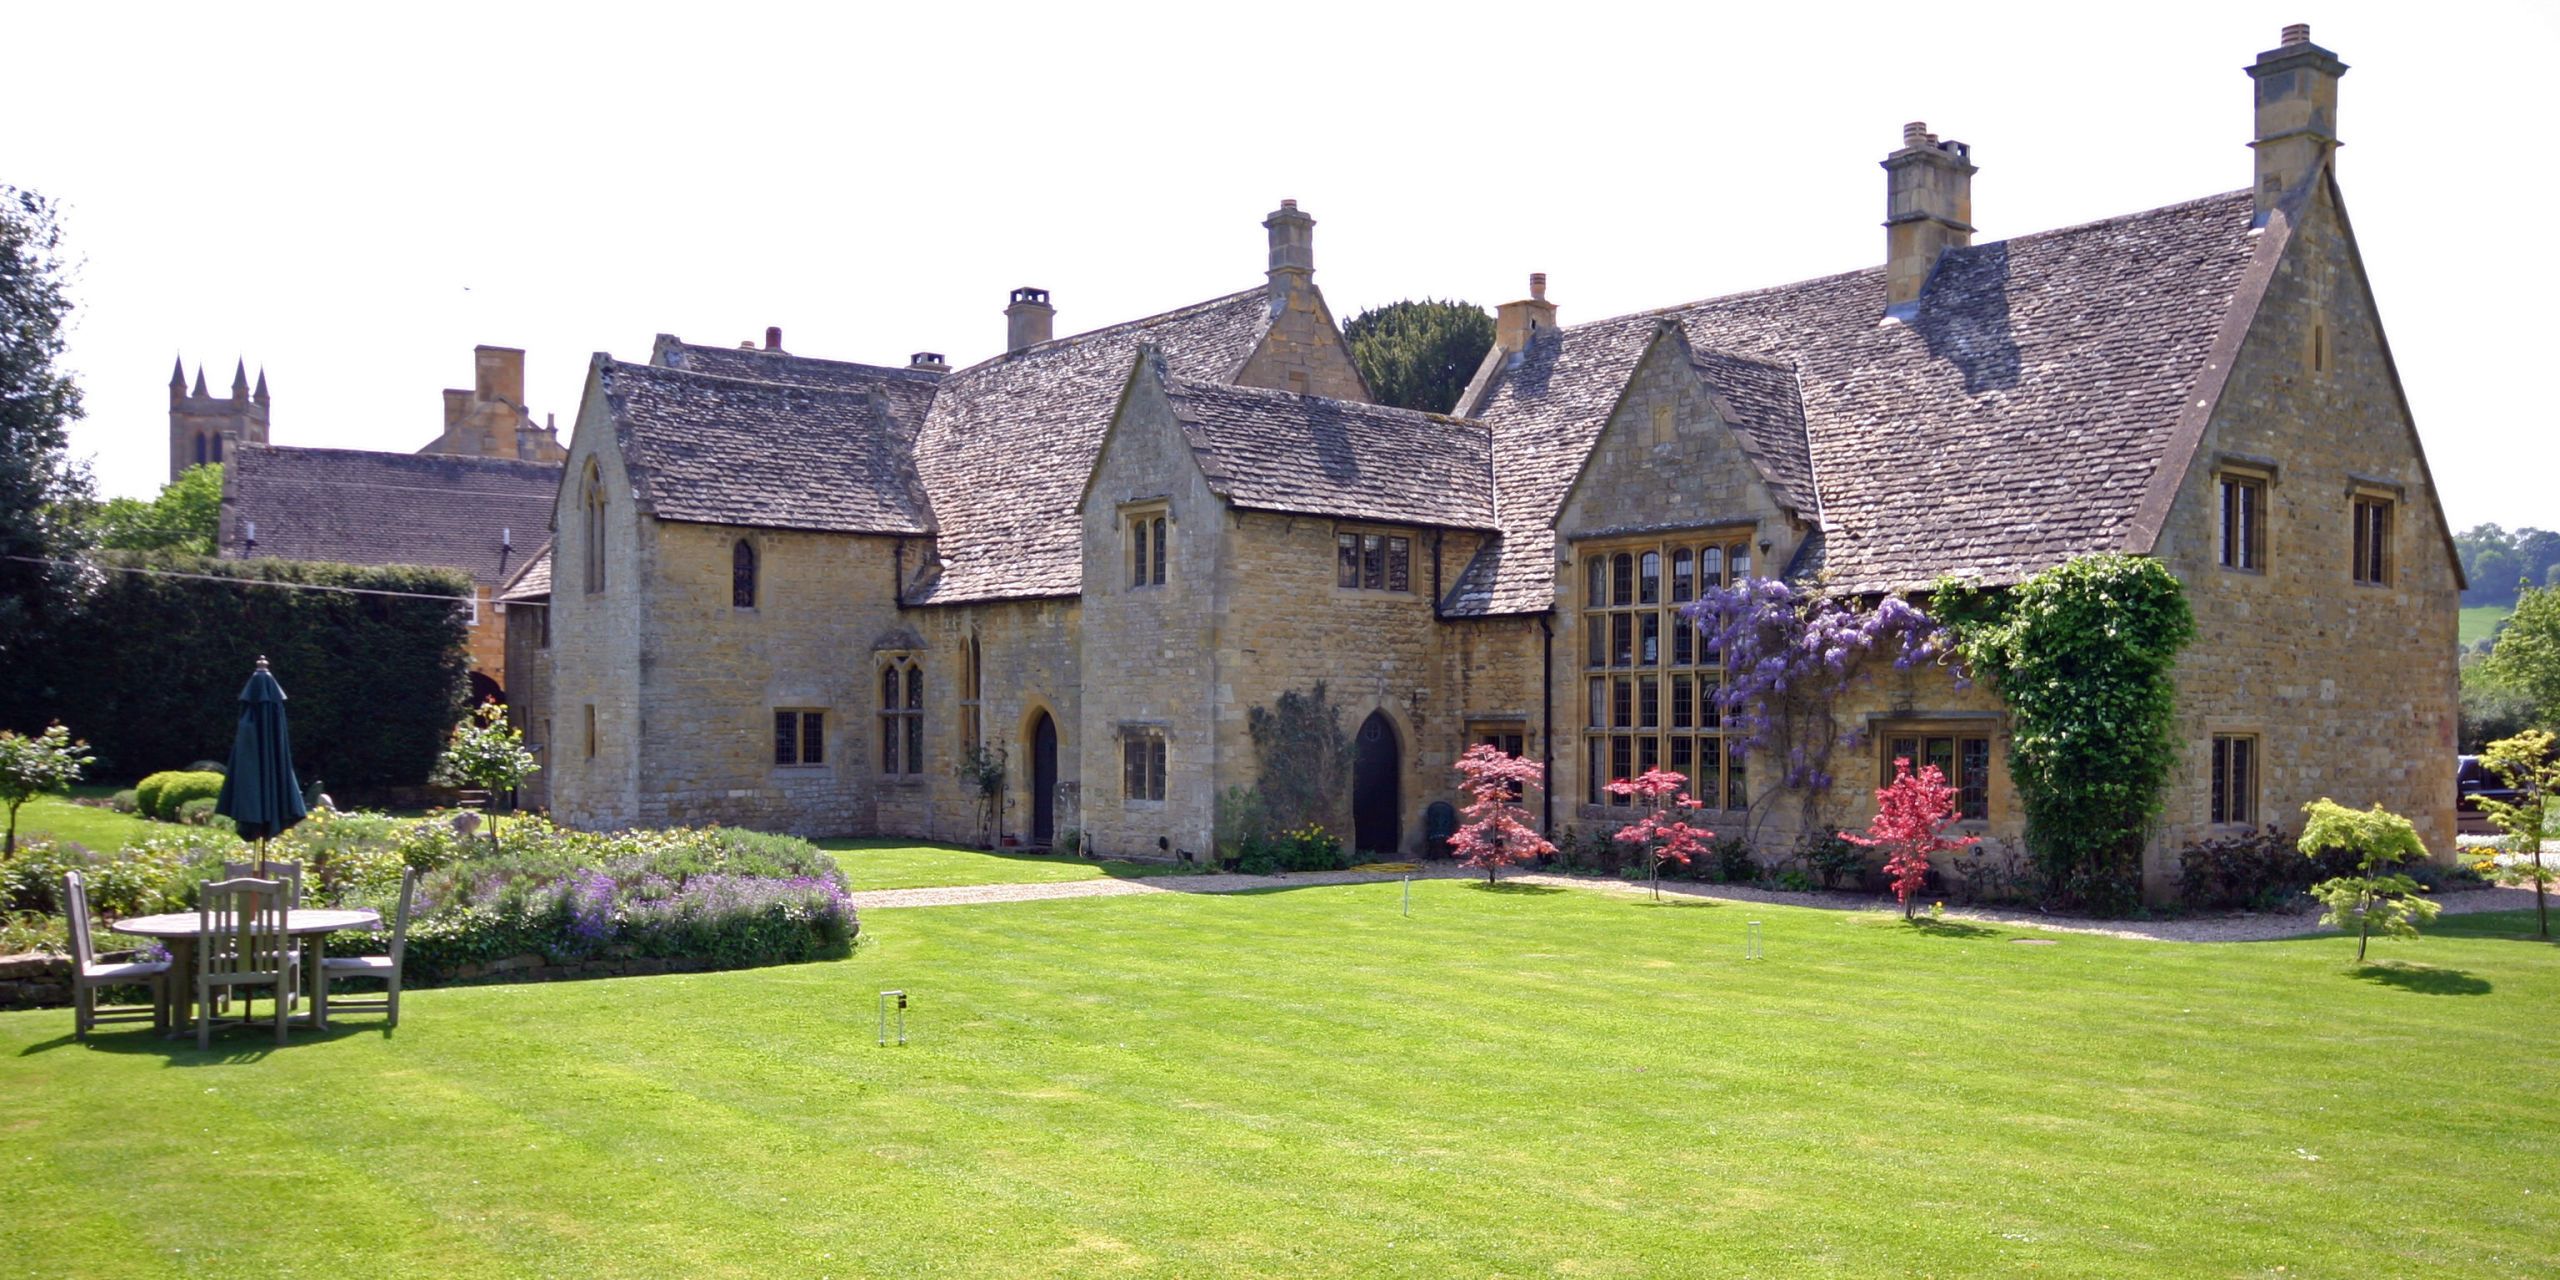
[222,858,304,908]
[63,870,171,1042]
[196,877,296,1049]
[319,867,416,1028]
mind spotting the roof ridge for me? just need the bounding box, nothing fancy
[609,358,912,402]
[232,442,565,473]
[945,286,1267,377]
[1162,373,1488,432]
[657,341,945,386]
[1566,187,2256,335]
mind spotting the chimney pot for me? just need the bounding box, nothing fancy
[764,326,783,351]
[2282,22,2310,45]
[1495,274,1559,354]
[1902,121,1930,148]
[909,351,949,372]
[1529,272,1547,302]
[1005,287,1055,352]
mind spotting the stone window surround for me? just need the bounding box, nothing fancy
[2213,457,2275,575]
[1573,528,1756,813]
[1120,499,1169,590]
[1333,525,1414,594]
[2347,475,2402,588]
[2209,731,2260,827]
[879,654,925,780]
[580,459,608,594]
[1868,713,2001,825]
[732,536,760,610]
[1119,722,1168,806]
[772,707,828,770]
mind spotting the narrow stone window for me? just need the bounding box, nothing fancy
[2218,475,2265,572]
[2211,734,2257,825]
[1122,728,1167,803]
[2351,496,2393,586]
[1127,507,1167,588]
[2311,323,2328,374]
[773,709,826,767]
[210,434,224,463]
[732,539,758,609]
[581,460,608,594]
[1150,517,1166,585]
[959,632,982,752]
[880,658,923,775]
[194,433,208,466]
[583,704,596,759]
[1651,403,1675,445]
[1131,518,1149,588]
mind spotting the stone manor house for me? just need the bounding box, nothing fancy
[512,27,2456,895]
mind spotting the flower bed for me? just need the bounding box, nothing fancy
[0,812,855,1004]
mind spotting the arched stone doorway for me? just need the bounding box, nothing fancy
[1029,711,1059,847]
[1353,710,1401,856]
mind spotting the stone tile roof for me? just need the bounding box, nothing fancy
[498,540,551,602]
[652,338,945,432]
[222,444,562,589]
[1163,375,1495,530]
[1689,349,1817,521]
[601,360,934,536]
[905,288,1276,604]
[1451,190,2261,613]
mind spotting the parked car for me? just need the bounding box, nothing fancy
[2458,755,2521,835]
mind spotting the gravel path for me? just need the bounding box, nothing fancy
[849,867,2549,943]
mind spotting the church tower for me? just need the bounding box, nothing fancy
[168,358,270,482]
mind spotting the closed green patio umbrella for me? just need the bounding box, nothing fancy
[215,656,309,847]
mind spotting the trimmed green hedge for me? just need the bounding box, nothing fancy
[1,553,473,787]
[136,770,224,821]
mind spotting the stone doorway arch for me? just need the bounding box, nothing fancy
[1352,710,1401,856]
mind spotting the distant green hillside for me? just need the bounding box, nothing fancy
[2461,604,2512,650]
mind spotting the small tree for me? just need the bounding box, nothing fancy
[0,722,92,855]
[432,701,539,853]
[1606,768,1715,900]
[2299,798,2440,962]
[955,743,1007,849]
[1842,757,1977,919]
[1450,743,1554,883]
[2475,730,2558,939]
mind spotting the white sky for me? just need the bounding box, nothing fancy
[11,1,2554,531]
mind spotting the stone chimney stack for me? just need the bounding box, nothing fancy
[2246,23,2346,220]
[1882,121,1976,310]
[1006,287,1054,352]
[474,346,526,406]
[1264,198,1314,308]
[1494,272,1559,354]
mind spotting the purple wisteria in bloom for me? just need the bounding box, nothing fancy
[1681,579,1957,794]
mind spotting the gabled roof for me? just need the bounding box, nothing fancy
[652,337,945,431]
[905,288,1277,603]
[1451,189,2262,613]
[1162,374,1495,530]
[1689,349,1816,521]
[498,540,551,602]
[600,360,934,536]
[222,444,561,588]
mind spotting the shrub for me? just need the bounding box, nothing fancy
[1228,824,1348,875]
[0,835,218,921]
[1800,832,1870,890]
[175,797,232,830]
[185,760,228,776]
[107,790,138,814]
[2299,798,2440,962]
[1708,837,1759,885]
[136,770,224,822]
[1,723,93,856]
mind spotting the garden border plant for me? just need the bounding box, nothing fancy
[1934,553,2195,915]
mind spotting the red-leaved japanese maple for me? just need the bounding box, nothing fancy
[1451,743,1555,883]
[1606,768,1715,900]
[1843,756,1978,919]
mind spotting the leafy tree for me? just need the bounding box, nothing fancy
[2479,583,2560,732]
[90,463,221,553]
[2459,663,2539,752]
[2474,730,2558,939]
[2471,549,2522,607]
[1246,683,1355,836]
[1607,767,1715,899]
[1843,756,1979,919]
[431,701,539,852]
[0,722,92,856]
[0,186,93,669]
[1343,299,1494,414]
[2298,798,2439,963]
[1935,554,2195,914]
[1450,743,1553,882]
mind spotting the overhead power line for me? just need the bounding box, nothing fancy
[3,555,479,604]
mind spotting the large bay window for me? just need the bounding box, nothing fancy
[1581,534,1753,810]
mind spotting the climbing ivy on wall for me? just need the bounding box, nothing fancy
[1933,554,2196,916]
[1246,682,1356,835]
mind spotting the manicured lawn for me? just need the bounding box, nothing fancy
[818,836,1183,890]
[2460,603,2511,649]
[3,886,2554,1278]
[9,792,201,853]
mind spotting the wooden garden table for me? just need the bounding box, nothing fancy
[108,908,380,1037]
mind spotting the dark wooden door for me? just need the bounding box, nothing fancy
[1030,712,1058,845]
[1353,711,1401,856]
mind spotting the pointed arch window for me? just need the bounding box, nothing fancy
[880,656,924,776]
[959,632,982,752]
[193,433,209,466]
[732,538,758,609]
[581,461,608,594]
[209,434,224,463]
